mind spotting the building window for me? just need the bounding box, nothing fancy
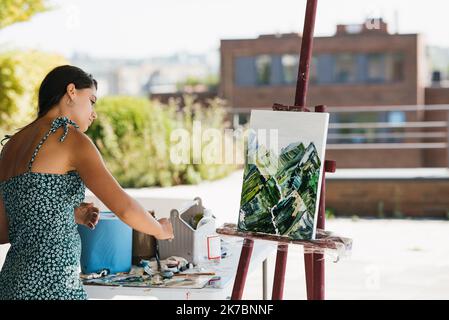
[233,51,404,88]
[366,53,386,83]
[334,53,357,83]
[385,53,404,82]
[234,56,257,86]
[310,55,318,84]
[255,55,272,85]
[388,111,406,123]
[337,112,388,143]
[281,54,299,84]
[316,54,335,84]
[387,111,406,142]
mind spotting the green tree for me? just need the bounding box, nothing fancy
[0,50,67,132]
[0,0,57,137]
[0,0,49,29]
[0,56,23,127]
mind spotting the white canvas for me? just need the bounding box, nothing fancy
[238,110,329,240]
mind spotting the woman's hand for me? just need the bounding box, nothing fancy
[75,202,100,230]
[154,218,174,240]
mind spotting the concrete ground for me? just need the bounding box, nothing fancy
[2,169,449,299]
[242,217,449,300]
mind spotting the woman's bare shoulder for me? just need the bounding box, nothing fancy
[0,129,31,178]
[0,131,21,161]
[0,136,12,162]
[65,126,94,146]
[64,127,100,163]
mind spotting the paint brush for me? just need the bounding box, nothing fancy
[173,272,216,276]
[155,242,161,271]
[149,210,162,271]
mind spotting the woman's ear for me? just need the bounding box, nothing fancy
[66,83,76,99]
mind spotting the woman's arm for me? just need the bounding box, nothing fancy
[68,129,173,240]
[0,193,9,244]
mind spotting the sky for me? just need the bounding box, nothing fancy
[0,0,448,59]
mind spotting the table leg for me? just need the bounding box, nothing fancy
[262,258,268,300]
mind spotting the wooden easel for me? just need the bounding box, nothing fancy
[227,0,337,300]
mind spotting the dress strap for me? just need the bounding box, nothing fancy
[0,134,12,161]
[1,135,12,147]
[27,116,80,172]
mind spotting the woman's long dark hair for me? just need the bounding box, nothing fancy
[38,65,97,118]
[1,65,97,146]
[0,65,98,146]
[1,65,98,146]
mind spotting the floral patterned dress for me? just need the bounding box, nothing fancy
[0,117,87,300]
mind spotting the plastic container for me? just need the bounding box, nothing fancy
[78,211,132,274]
[196,209,214,229]
[158,197,217,265]
[132,210,156,265]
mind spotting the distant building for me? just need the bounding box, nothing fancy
[220,19,430,110]
[70,52,216,97]
[219,19,449,168]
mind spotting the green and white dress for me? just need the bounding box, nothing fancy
[0,117,87,300]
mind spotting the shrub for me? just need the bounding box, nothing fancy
[86,95,237,188]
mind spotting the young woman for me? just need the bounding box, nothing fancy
[0,65,173,300]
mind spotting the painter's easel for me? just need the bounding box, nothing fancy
[216,0,345,300]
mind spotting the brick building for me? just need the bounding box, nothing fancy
[219,19,449,169]
[220,19,428,108]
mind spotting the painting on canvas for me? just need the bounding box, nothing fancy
[238,110,329,240]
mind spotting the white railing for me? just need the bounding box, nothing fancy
[227,104,449,151]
